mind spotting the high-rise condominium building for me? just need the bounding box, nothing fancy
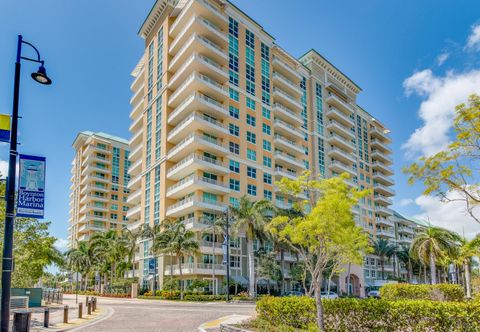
[68,131,131,249]
[128,0,394,296]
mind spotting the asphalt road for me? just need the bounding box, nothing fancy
[70,296,255,332]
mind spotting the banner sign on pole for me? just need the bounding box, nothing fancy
[17,154,46,219]
[0,114,11,143]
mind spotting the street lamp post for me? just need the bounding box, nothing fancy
[0,35,51,332]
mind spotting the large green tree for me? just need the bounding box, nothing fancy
[372,238,396,280]
[231,196,271,297]
[269,173,370,332]
[455,236,480,298]
[66,241,92,291]
[404,94,480,223]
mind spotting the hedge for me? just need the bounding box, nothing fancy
[183,294,225,301]
[380,283,464,301]
[255,296,480,332]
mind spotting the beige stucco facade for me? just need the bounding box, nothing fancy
[128,0,395,294]
[68,131,131,249]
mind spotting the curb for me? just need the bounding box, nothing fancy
[198,315,251,332]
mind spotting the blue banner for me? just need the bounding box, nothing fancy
[17,154,46,219]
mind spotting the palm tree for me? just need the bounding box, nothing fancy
[90,230,121,290]
[455,236,480,298]
[396,246,413,282]
[66,241,92,291]
[142,223,165,294]
[121,227,143,279]
[165,223,199,300]
[231,196,271,297]
[373,238,396,280]
[202,214,227,295]
[410,226,459,284]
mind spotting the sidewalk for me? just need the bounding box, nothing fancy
[11,296,110,331]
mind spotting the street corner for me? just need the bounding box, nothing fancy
[32,307,113,332]
[198,315,252,332]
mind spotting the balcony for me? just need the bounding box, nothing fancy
[81,184,109,195]
[166,196,227,217]
[327,133,355,152]
[374,183,395,197]
[374,194,393,206]
[272,87,303,112]
[370,138,392,154]
[372,162,394,175]
[326,93,355,115]
[272,56,302,82]
[370,127,392,143]
[273,119,304,140]
[328,159,356,177]
[274,167,297,180]
[167,153,229,180]
[167,112,228,144]
[397,236,413,245]
[167,133,229,162]
[169,0,227,38]
[82,144,111,158]
[129,112,143,133]
[166,175,230,198]
[375,206,393,217]
[376,228,395,239]
[129,126,143,146]
[126,205,141,220]
[326,107,355,127]
[199,240,223,254]
[182,217,213,231]
[126,189,141,205]
[372,171,395,186]
[274,151,306,170]
[129,144,142,162]
[169,34,227,73]
[273,103,303,125]
[169,15,227,56]
[372,149,393,165]
[168,72,227,109]
[275,200,293,210]
[376,218,394,227]
[326,120,355,139]
[129,158,142,176]
[274,134,304,155]
[169,53,228,90]
[398,226,415,235]
[327,147,356,165]
[128,174,142,190]
[129,84,144,109]
[168,92,228,125]
[272,71,302,97]
[164,263,226,276]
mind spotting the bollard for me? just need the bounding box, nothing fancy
[13,310,31,332]
[92,297,97,311]
[44,308,50,328]
[78,302,83,319]
[87,300,92,315]
[63,305,69,324]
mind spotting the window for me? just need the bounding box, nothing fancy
[246,114,256,127]
[263,156,272,168]
[247,184,257,196]
[262,107,270,119]
[229,160,240,173]
[246,131,256,144]
[246,30,255,48]
[228,17,238,37]
[247,166,257,179]
[262,123,271,135]
[264,173,272,184]
[263,140,271,151]
[111,194,118,201]
[110,213,118,220]
[203,192,217,203]
[111,204,118,210]
[230,255,240,268]
[229,142,239,154]
[229,88,239,101]
[229,197,239,207]
[229,106,239,119]
[246,80,255,96]
[246,97,256,110]
[229,123,239,136]
[247,148,256,161]
[229,179,240,191]
[264,189,272,201]
[229,70,239,87]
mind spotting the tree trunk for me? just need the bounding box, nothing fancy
[313,279,325,332]
[247,237,255,297]
[346,263,351,296]
[393,255,397,278]
[464,261,472,298]
[407,258,412,283]
[212,231,216,295]
[381,259,385,280]
[423,265,427,284]
[280,249,285,294]
[429,252,437,284]
[170,252,174,295]
[178,255,184,300]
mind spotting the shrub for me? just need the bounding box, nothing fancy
[380,283,464,301]
[183,294,224,302]
[254,296,480,332]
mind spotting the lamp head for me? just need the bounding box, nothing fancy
[31,64,52,85]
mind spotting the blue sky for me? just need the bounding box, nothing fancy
[1,0,479,247]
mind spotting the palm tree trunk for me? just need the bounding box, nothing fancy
[381,259,385,280]
[393,255,397,278]
[423,265,427,284]
[178,255,184,300]
[170,253,174,295]
[407,258,412,283]
[212,231,216,295]
[247,237,255,297]
[464,261,472,298]
[429,252,437,284]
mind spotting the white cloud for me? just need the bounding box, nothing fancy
[402,68,480,157]
[54,238,69,252]
[398,198,414,207]
[437,52,449,66]
[466,23,480,51]
[0,160,8,178]
[413,192,480,239]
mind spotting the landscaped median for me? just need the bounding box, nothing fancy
[244,296,480,332]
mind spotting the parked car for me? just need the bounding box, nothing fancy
[367,290,381,298]
[320,291,338,299]
[283,291,304,297]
